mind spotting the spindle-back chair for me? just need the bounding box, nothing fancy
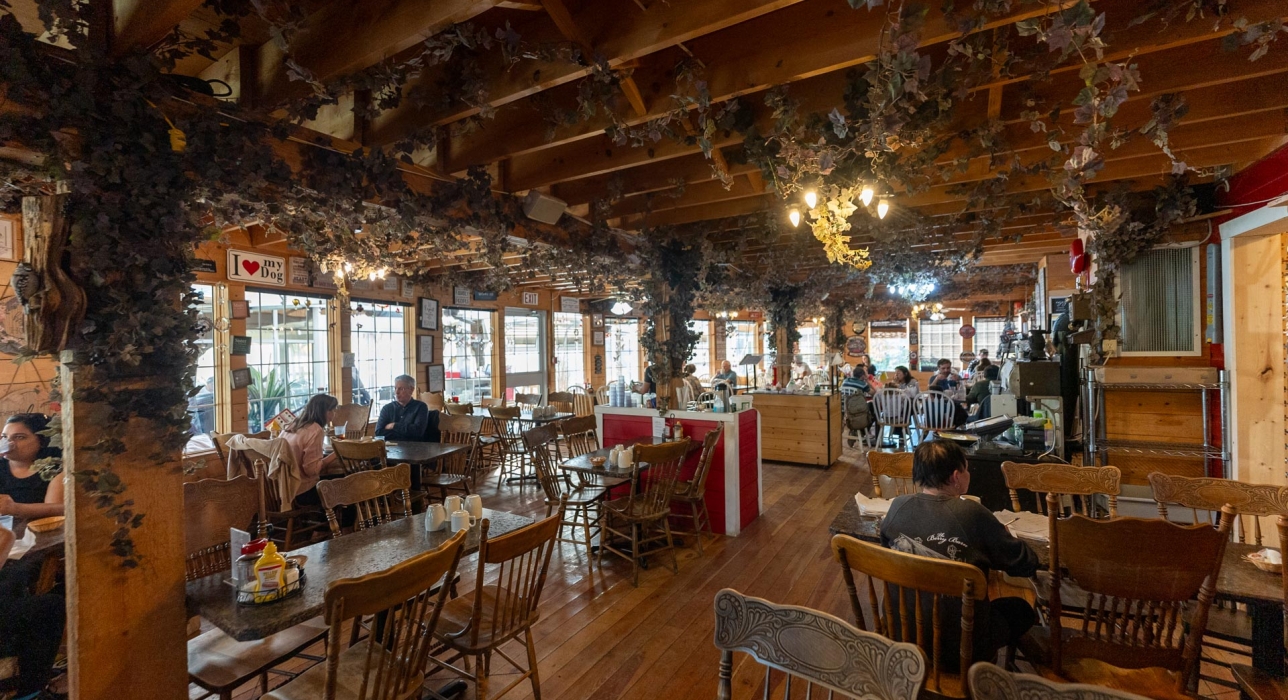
[868,450,915,499]
[967,662,1153,700]
[315,463,413,537]
[330,404,371,439]
[600,439,691,586]
[330,439,388,475]
[873,388,915,451]
[525,424,605,563]
[1002,462,1121,519]
[671,428,722,553]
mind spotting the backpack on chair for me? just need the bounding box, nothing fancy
[844,393,873,431]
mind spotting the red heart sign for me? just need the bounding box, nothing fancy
[242,260,261,276]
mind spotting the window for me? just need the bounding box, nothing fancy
[1120,246,1200,355]
[245,291,331,432]
[442,308,495,402]
[504,310,545,398]
[918,319,962,371]
[553,312,585,391]
[687,320,711,380]
[973,317,1010,359]
[349,300,409,413]
[188,284,218,440]
[605,318,641,383]
[796,324,824,372]
[725,320,759,367]
[868,322,909,375]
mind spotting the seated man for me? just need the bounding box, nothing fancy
[712,360,738,389]
[880,440,1039,669]
[375,375,430,442]
[840,364,874,397]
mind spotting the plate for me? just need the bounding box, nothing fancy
[27,516,65,533]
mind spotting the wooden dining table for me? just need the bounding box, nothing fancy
[186,508,534,642]
[828,499,1288,675]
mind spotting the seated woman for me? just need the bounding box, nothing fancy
[0,524,66,700]
[280,394,340,505]
[0,414,64,520]
[880,440,1038,669]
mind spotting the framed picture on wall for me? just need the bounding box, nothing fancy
[418,335,434,363]
[230,367,252,390]
[592,314,604,328]
[230,299,250,319]
[418,297,439,331]
[426,364,445,393]
[593,331,604,346]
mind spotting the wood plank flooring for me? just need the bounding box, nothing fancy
[211,448,1244,700]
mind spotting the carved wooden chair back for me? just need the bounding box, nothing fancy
[915,390,958,433]
[211,430,270,463]
[523,424,566,504]
[558,415,599,460]
[548,391,574,407]
[331,438,389,475]
[514,392,543,409]
[868,450,915,498]
[623,440,691,520]
[1002,462,1121,518]
[831,533,987,695]
[420,391,445,411]
[460,511,563,650]
[1046,499,1234,691]
[967,662,1152,700]
[183,475,266,581]
[315,463,413,537]
[714,588,926,700]
[1148,472,1288,545]
[566,385,587,394]
[317,529,467,700]
[331,403,372,439]
[444,402,475,416]
[480,397,506,409]
[437,414,478,481]
[873,388,914,429]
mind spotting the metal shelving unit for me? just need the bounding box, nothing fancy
[1084,369,1230,476]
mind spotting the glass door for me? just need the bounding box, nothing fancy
[504,308,547,401]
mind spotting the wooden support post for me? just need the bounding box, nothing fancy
[61,365,188,699]
[773,325,791,387]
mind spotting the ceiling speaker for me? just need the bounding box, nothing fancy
[523,191,566,225]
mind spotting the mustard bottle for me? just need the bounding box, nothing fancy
[253,541,286,602]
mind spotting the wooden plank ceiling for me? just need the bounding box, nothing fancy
[142,0,1288,286]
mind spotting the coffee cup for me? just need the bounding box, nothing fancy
[465,494,483,518]
[425,504,449,532]
[450,509,476,533]
[444,495,463,514]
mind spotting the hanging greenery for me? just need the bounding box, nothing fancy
[636,230,706,403]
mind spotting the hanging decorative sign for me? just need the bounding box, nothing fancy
[748,311,764,320]
[426,364,445,393]
[959,351,976,365]
[845,336,867,356]
[560,297,580,314]
[313,270,338,289]
[473,290,498,302]
[230,335,252,355]
[401,280,415,299]
[227,250,286,286]
[0,217,15,261]
[350,278,372,290]
[230,367,252,390]
[453,287,471,306]
[959,324,976,339]
[288,257,310,286]
[193,258,217,274]
[383,276,399,292]
[522,291,539,306]
[908,330,918,346]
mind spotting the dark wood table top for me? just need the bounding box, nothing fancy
[515,411,575,424]
[4,517,65,565]
[560,447,645,478]
[186,507,534,641]
[383,440,471,464]
[828,499,1283,605]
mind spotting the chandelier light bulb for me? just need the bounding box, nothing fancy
[731,311,739,318]
[788,209,801,227]
[860,185,875,206]
[804,190,818,208]
[343,262,353,273]
[877,199,890,219]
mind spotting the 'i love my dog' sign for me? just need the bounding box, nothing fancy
[227,250,286,286]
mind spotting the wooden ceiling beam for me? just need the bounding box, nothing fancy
[551,149,757,205]
[112,0,208,56]
[367,0,806,144]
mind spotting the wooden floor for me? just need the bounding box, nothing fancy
[206,448,1245,700]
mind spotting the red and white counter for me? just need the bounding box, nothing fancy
[594,405,762,536]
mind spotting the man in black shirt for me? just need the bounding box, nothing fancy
[880,439,1039,667]
[375,375,431,441]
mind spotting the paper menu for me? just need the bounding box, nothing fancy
[994,510,1049,542]
[854,492,892,517]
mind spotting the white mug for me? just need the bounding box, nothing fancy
[444,495,463,514]
[426,504,449,532]
[450,509,476,533]
[465,494,483,518]
[618,447,633,470]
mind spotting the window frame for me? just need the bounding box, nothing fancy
[604,318,642,384]
[243,289,334,433]
[348,299,412,414]
[553,312,586,391]
[441,307,497,403]
[917,318,963,371]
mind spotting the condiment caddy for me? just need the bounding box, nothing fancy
[234,539,306,606]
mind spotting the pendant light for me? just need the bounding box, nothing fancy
[860,185,874,207]
[788,209,801,227]
[804,190,818,208]
[877,199,890,220]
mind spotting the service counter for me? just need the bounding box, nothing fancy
[747,392,842,468]
[594,405,762,536]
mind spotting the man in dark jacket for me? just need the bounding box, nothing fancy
[375,375,431,441]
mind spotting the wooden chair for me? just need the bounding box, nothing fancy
[315,463,413,537]
[714,588,926,700]
[437,413,482,490]
[547,391,574,407]
[1001,462,1121,519]
[571,391,595,417]
[1148,472,1288,684]
[600,439,691,587]
[330,403,371,439]
[873,388,915,451]
[670,428,721,553]
[1231,516,1288,700]
[487,406,528,488]
[868,450,915,498]
[444,402,475,416]
[262,529,468,700]
[525,424,606,564]
[433,512,563,700]
[480,397,505,409]
[514,392,543,409]
[594,385,610,405]
[914,390,958,443]
[229,448,326,551]
[420,391,445,410]
[184,476,327,700]
[968,662,1152,700]
[1032,500,1235,698]
[831,533,989,697]
[559,414,621,489]
[330,438,388,475]
[210,430,270,464]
